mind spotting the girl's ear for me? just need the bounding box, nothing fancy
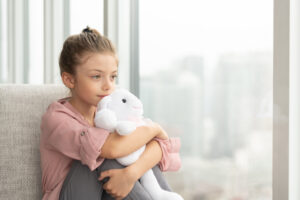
[61,72,75,89]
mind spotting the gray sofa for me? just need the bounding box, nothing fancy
[0,84,69,200]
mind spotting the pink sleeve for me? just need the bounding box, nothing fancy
[42,112,109,171]
[153,137,182,172]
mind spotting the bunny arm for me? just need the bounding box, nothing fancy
[116,121,137,135]
[116,145,145,165]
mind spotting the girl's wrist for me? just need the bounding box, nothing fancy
[155,124,169,140]
[125,165,141,182]
[143,119,161,138]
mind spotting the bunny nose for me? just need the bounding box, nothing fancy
[132,106,141,109]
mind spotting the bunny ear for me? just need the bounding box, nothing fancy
[98,95,112,111]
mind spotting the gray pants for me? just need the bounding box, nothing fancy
[59,159,172,200]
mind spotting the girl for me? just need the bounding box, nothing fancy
[40,27,181,200]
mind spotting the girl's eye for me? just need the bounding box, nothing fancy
[111,75,118,79]
[92,75,100,79]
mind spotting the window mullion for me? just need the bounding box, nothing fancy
[273,0,290,199]
[290,0,300,199]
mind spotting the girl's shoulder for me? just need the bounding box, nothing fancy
[43,97,71,115]
[41,97,80,127]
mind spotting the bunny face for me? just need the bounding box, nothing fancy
[99,89,143,121]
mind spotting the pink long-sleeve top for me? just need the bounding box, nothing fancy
[40,97,181,200]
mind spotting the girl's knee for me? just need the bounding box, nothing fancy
[97,159,125,173]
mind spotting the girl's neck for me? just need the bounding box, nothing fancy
[68,97,96,127]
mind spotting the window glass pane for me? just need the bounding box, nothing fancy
[139,0,273,199]
[0,0,7,83]
[28,0,43,84]
[70,0,103,35]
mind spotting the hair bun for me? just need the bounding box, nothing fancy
[82,26,93,33]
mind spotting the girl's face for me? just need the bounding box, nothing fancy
[73,53,118,107]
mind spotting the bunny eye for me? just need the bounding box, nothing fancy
[122,99,127,103]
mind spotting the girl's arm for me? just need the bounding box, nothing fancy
[99,140,162,199]
[126,139,162,178]
[100,122,167,159]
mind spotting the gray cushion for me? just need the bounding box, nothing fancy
[0,84,69,200]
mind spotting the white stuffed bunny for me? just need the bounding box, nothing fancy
[94,88,183,200]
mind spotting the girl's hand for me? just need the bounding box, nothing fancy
[144,118,169,140]
[98,167,137,200]
[156,124,169,140]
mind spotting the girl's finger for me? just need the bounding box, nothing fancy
[107,190,117,199]
[103,184,111,193]
[102,183,107,190]
[99,170,111,181]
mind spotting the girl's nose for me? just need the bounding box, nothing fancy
[102,77,112,91]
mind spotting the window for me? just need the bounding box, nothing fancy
[0,0,104,84]
[69,0,103,35]
[139,0,273,199]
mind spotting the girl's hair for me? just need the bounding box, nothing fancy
[59,26,118,76]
